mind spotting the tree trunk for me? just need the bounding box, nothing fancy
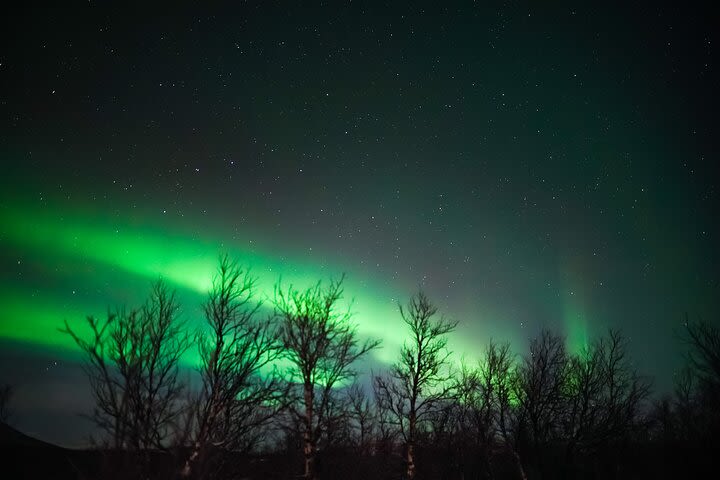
[304,432,316,480]
[406,410,416,480]
[303,384,317,480]
[406,441,416,480]
[514,450,528,480]
[180,442,201,478]
[181,395,221,479]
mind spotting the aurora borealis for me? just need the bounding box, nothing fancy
[1,3,717,446]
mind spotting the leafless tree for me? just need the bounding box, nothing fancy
[61,281,191,477]
[181,256,286,479]
[683,319,720,401]
[446,362,483,478]
[374,291,457,480]
[483,341,517,450]
[680,318,720,440]
[597,330,651,439]
[648,395,676,443]
[274,275,380,480]
[321,388,355,450]
[346,382,376,455]
[372,378,400,459]
[670,366,697,441]
[563,342,604,459]
[477,341,517,478]
[563,329,651,463]
[513,330,567,477]
[447,341,520,480]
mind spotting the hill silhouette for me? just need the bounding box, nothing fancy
[1,422,84,479]
[0,421,62,449]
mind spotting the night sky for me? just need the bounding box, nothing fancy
[1,3,717,446]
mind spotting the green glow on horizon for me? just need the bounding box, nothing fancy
[0,201,412,370]
[0,200,528,379]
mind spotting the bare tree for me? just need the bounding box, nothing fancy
[374,291,457,480]
[319,387,354,450]
[181,256,286,479]
[477,341,517,478]
[61,281,191,477]
[0,383,13,423]
[648,395,676,443]
[346,382,376,455]
[563,329,651,464]
[680,318,720,440]
[447,362,483,478]
[483,341,517,451]
[274,275,380,480]
[683,319,720,401]
[372,378,401,460]
[446,341,520,480]
[513,330,567,478]
[563,342,604,460]
[597,330,651,440]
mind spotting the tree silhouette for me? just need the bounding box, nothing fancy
[48,264,712,480]
[274,275,380,480]
[181,256,286,479]
[684,320,720,402]
[563,329,651,470]
[443,341,524,480]
[61,281,191,478]
[513,330,567,478]
[346,382,376,455]
[374,291,457,480]
[680,319,720,441]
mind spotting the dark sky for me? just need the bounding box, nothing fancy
[0,2,717,446]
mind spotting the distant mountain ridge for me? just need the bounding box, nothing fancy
[1,422,82,480]
[0,421,63,449]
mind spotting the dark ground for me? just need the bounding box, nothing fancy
[2,421,716,480]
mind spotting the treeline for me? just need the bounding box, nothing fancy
[60,256,720,480]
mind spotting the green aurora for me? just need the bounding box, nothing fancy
[0,199,473,368]
[0,198,597,374]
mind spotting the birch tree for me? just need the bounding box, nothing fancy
[374,291,457,480]
[274,275,380,480]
